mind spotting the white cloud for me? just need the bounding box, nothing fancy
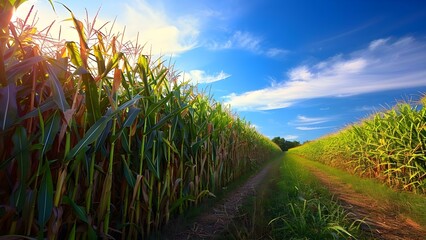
[296,126,332,131]
[355,105,377,112]
[209,30,287,57]
[295,115,333,125]
[16,0,201,55]
[284,135,299,140]
[266,48,289,57]
[179,70,230,85]
[369,38,390,50]
[121,1,200,55]
[225,37,426,111]
[210,31,261,52]
[288,66,313,81]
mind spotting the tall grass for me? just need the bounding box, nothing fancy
[0,4,281,239]
[292,96,426,194]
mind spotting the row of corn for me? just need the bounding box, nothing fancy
[0,2,282,238]
[291,96,426,194]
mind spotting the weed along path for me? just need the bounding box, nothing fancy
[293,153,426,240]
[167,159,279,239]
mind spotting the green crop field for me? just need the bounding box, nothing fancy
[292,97,426,194]
[1,1,426,239]
[0,2,281,238]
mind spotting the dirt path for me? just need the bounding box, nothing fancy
[304,164,426,240]
[169,161,276,240]
[165,155,426,240]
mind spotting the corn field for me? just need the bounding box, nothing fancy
[0,2,281,238]
[291,97,426,194]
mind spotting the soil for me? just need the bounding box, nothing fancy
[166,162,275,240]
[165,156,426,240]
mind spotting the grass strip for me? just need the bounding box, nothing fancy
[290,152,426,227]
[222,153,366,239]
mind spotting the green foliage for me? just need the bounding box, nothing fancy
[271,136,300,151]
[292,99,426,194]
[0,4,281,239]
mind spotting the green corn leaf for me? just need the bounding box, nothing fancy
[0,84,18,131]
[5,56,44,83]
[115,94,142,112]
[122,157,136,188]
[169,196,195,214]
[41,111,60,156]
[66,116,109,161]
[12,126,30,181]
[67,96,142,161]
[137,55,151,96]
[95,119,112,152]
[45,64,70,112]
[112,107,140,143]
[65,41,83,67]
[93,44,106,75]
[61,4,88,51]
[37,164,53,227]
[62,196,88,223]
[68,222,76,240]
[146,105,189,135]
[123,107,141,128]
[10,182,25,211]
[101,52,123,79]
[120,129,131,153]
[82,73,101,125]
[145,152,159,179]
[19,97,56,121]
[145,93,173,117]
[88,224,97,239]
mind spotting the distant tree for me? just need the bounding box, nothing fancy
[272,137,286,151]
[272,137,301,151]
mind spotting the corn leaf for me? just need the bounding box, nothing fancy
[0,84,18,131]
[12,126,30,181]
[10,182,25,212]
[41,111,60,156]
[45,64,70,112]
[37,164,53,227]
[62,196,88,223]
[65,41,83,67]
[66,115,109,161]
[122,158,136,188]
[93,44,106,75]
[5,56,44,83]
[82,73,101,125]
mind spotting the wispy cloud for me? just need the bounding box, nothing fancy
[209,31,287,57]
[179,70,230,85]
[284,135,299,140]
[296,126,333,131]
[225,37,426,111]
[294,115,334,125]
[291,115,335,131]
[355,105,377,112]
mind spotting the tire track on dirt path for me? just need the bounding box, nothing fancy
[169,160,277,240]
[302,162,426,240]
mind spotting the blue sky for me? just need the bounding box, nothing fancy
[16,0,426,142]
